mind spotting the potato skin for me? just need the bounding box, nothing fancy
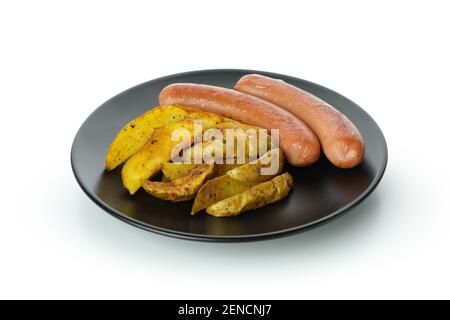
[121,121,194,194]
[191,175,258,214]
[226,148,284,183]
[121,112,223,194]
[162,162,240,181]
[206,172,294,217]
[105,106,188,171]
[142,164,214,202]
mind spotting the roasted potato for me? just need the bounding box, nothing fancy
[226,148,284,182]
[162,161,241,181]
[213,163,242,177]
[191,175,258,214]
[206,172,294,217]
[122,112,223,194]
[180,140,222,164]
[105,105,188,171]
[169,119,272,166]
[161,162,197,181]
[161,138,243,182]
[213,120,273,161]
[142,164,214,202]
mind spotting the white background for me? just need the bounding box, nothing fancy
[1,0,449,300]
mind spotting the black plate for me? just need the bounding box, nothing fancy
[71,69,387,242]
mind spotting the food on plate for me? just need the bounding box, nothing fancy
[162,162,197,181]
[159,83,321,167]
[181,140,226,164]
[122,111,223,194]
[213,163,242,177]
[105,105,188,170]
[235,74,365,168]
[213,121,273,161]
[226,148,284,183]
[162,162,240,181]
[206,172,294,217]
[142,164,214,201]
[214,118,261,134]
[104,72,366,218]
[191,175,259,215]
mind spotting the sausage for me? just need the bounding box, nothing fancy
[159,83,320,167]
[235,74,364,169]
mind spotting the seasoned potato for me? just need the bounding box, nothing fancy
[162,161,241,181]
[187,110,223,124]
[161,139,243,182]
[142,164,214,202]
[213,118,256,131]
[181,140,221,164]
[161,162,197,181]
[105,105,188,171]
[189,110,223,128]
[213,121,273,162]
[226,148,284,182]
[191,176,258,215]
[122,112,223,194]
[161,138,244,182]
[213,163,242,177]
[206,172,294,217]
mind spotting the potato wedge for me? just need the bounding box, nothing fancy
[122,120,193,194]
[190,111,223,128]
[213,118,256,131]
[206,172,294,217]
[161,162,197,181]
[213,163,242,177]
[161,139,243,182]
[187,110,223,125]
[162,162,241,181]
[212,121,273,162]
[181,140,220,164]
[142,164,214,202]
[226,148,284,182]
[122,112,223,194]
[191,176,258,214]
[161,130,271,182]
[105,105,188,171]
[180,131,269,166]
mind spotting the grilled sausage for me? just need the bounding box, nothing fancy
[235,74,364,168]
[159,83,320,166]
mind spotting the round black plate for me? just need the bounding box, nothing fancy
[71,69,387,242]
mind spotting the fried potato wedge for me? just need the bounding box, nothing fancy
[212,121,273,162]
[161,162,197,181]
[122,112,223,194]
[191,176,258,215]
[162,139,244,181]
[161,138,243,182]
[213,163,242,177]
[162,162,241,181]
[187,110,223,125]
[122,120,195,194]
[142,164,214,202]
[206,172,294,217]
[181,140,221,164]
[105,105,188,171]
[226,148,284,182]
[213,118,256,131]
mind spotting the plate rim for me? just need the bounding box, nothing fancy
[71,68,388,242]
